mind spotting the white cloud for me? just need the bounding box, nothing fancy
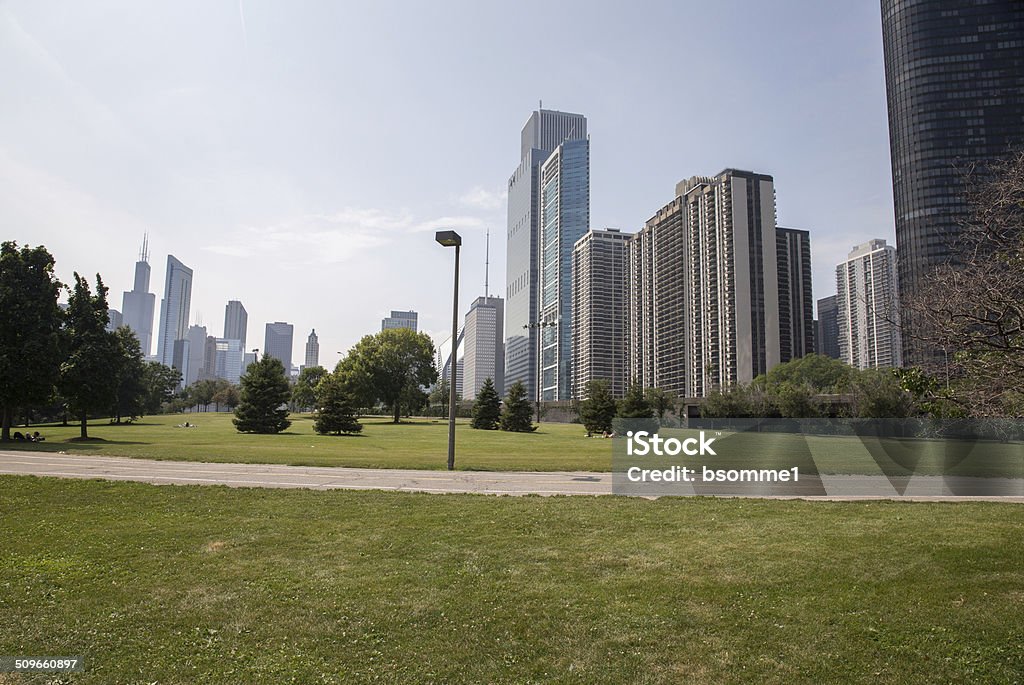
[457,186,506,211]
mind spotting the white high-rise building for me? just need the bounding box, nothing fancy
[156,255,193,374]
[836,239,902,369]
[185,324,208,386]
[305,329,320,369]
[121,237,156,356]
[462,296,504,399]
[264,322,294,372]
[381,310,418,331]
[224,300,248,350]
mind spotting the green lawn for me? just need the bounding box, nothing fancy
[8,413,1022,478]
[1,476,1021,684]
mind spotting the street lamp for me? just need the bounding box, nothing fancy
[523,319,556,423]
[435,230,462,471]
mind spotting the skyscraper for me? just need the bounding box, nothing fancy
[305,329,320,369]
[121,237,156,356]
[881,1,1024,359]
[224,300,248,350]
[776,227,815,363]
[538,137,590,401]
[264,322,294,372]
[185,324,208,386]
[505,108,587,403]
[572,229,631,400]
[214,339,244,385]
[381,310,418,332]
[462,296,504,399]
[816,295,841,359]
[156,255,193,370]
[836,239,902,369]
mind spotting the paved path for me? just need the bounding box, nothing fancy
[1,451,1021,502]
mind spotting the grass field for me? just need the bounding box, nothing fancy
[7,413,1022,478]
[1,475,1022,684]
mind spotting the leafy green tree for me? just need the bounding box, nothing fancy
[292,365,327,412]
[111,327,146,423]
[852,368,915,418]
[0,242,63,440]
[337,328,437,423]
[211,383,241,411]
[618,383,653,418]
[499,380,536,432]
[141,362,181,414]
[645,387,675,422]
[233,355,292,433]
[579,380,617,435]
[700,386,756,419]
[471,377,501,430]
[753,354,854,394]
[313,373,362,435]
[59,274,121,439]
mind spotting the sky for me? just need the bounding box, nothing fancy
[0,0,895,367]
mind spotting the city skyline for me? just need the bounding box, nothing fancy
[2,1,897,368]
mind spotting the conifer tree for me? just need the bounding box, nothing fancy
[233,355,292,433]
[313,373,362,435]
[579,380,617,435]
[499,380,536,432]
[470,377,501,430]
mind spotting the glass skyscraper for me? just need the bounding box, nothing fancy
[504,108,587,402]
[156,255,193,370]
[881,1,1024,359]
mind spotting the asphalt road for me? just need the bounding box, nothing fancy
[1,450,1021,502]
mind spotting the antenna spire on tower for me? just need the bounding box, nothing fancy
[139,233,150,263]
[485,227,490,297]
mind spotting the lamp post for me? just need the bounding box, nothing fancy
[523,319,556,423]
[435,230,462,471]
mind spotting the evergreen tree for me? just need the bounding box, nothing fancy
[499,380,536,432]
[618,382,653,418]
[579,380,617,435]
[313,373,362,435]
[470,377,501,430]
[233,355,292,433]
[60,274,121,439]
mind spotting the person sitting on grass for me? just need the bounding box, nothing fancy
[32,431,44,442]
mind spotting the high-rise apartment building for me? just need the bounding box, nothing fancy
[776,227,815,362]
[224,300,248,350]
[629,170,807,398]
[305,329,320,369]
[121,237,156,356]
[462,296,504,399]
[264,322,294,372]
[881,1,1024,360]
[185,324,208,386]
[505,108,588,402]
[571,229,631,400]
[156,255,193,371]
[538,137,590,401]
[816,295,841,359]
[836,239,902,369]
[381,310,418,332]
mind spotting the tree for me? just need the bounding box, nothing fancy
[429,376,451,416]
[313,373,362,435]
[233,355,292,433]
[211,384,241,411]
[59,274,121,439]
[753,354,854,395]
[471,377,501,430]
[337,328,437,423]
[499,380,536,432]
[111,327,146,423]
[902,149,1024,416]
[645,387,676,422]
[618,383,653,418]
[141,362,181,414]
[292,365,327,412]
[851,368,915,418]
[700,386,756,419]
[579,380,617,435]
[0,243,63,440]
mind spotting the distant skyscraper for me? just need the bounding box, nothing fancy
[224,300,248,350]
[156,255,193,371]
[572,229,630,400]
[463,296,505,399]
[106,309,123,333]
[538,137,591,401]
[214,339,244,384]
[881,1,1024,361]
[305,329,320,369]
[816,295,841,360]
[264,322,294,371]
[381,310,418,332]
[505,107,588,403]
[836,239,902,369]
[776,227,815,362]
[185,324,208,386]
[121,237,156,356]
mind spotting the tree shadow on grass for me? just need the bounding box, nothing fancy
[0,439,151,453]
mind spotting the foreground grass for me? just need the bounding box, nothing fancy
[8,413,1022,477]
[1,476,1022,684]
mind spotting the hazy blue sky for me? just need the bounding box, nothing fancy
[1,0,893,365]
